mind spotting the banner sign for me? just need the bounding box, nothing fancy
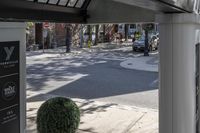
[0,41,20,133]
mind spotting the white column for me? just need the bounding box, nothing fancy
[0,22,26,133]
[156,14,200,133]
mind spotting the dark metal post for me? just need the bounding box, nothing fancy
[144,30,149,56]
[125,24,129,42]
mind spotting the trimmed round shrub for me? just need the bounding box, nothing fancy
[36,97,80,133]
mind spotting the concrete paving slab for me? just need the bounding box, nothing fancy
[26,95,158,133]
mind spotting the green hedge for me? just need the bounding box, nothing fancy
[37,97,80,133]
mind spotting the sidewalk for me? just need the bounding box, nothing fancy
[26,93,158,133]
[120,53,158,72]
[26,44,158,133]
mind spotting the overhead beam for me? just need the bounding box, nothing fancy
[112,0,191,13]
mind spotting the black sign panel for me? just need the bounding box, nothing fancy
[0,41,20,133]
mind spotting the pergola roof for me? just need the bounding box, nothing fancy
[0,0,197,23]
[27,0,86,9]
[0,0,91,23]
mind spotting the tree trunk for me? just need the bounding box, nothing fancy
[80,25,84,48]
[94,25,99,45]
[114,24,118,33]
[103,25,106,43]
[35,23,43,49]
[65,24,72,53]
[87,25,92,42]
[87,25,92,47]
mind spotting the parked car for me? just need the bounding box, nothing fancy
[132,35,159,52]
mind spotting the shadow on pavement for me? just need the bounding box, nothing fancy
[27,55,158,101]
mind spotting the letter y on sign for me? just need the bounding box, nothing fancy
[4,47,15,61]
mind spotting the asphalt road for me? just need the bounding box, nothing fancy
[27,47,158,109]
